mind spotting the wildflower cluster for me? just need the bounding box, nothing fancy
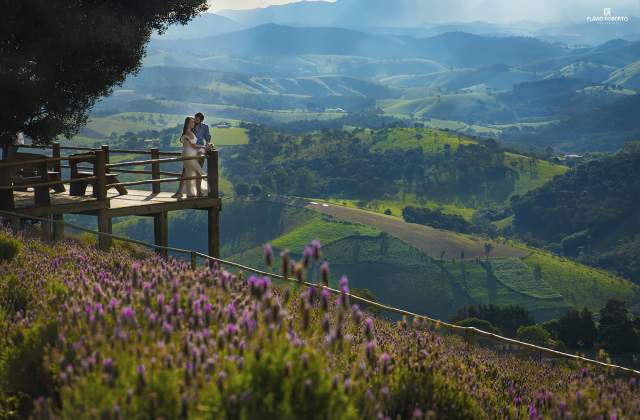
[0,231,638,419]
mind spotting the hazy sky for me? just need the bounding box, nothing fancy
[209,0,334,12]
[208,0,640,22]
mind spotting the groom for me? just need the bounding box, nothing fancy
[173,112,212,198]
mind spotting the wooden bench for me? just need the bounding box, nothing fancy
[69,152,128,197]
[12,153,65,193]
[0,153,65,210]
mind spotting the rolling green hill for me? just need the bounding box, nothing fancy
[231,225,639,321]
[383,64,538,91]
[224,125,568,219]
[605,60,640,90]
[380,91,516,123]
[546,61,617,83]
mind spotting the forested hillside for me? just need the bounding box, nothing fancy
[512,143,640,282]
[223,125,566,209]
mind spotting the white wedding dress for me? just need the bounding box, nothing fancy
[181,133,207,197]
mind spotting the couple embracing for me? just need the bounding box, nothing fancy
[172,112,213,199]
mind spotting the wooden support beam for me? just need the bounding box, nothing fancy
[40,215,53,243]
[208,206,220,260]
[153,211,168,257]
[151,148,160,194]
[206,149,219,199]
[52,214,64,241]
[97,210,112,251]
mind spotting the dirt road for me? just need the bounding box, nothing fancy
[303,200,528,259]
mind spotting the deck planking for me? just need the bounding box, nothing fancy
[10,185,220,217]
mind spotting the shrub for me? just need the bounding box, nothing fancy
[0,233,21,262]
[209,343,357,420]
[454,317,501,335]
[0,321,59,417]
[386,366,483,419]
[0,275,33,315]
[516,325,552,347]
[402,206,471,233]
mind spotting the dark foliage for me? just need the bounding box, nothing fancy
[224,124,517,205]
[0,0,207,144]
[597,300,640,354]
[512,143,640,281]
[554,308,597,350]
[453,304,534,337]
[402,206,471,233]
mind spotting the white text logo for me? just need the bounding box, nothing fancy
[587,8,629,23]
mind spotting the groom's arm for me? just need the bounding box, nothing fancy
[204,125,212,144]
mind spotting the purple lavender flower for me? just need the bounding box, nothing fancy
[311,240,321,260]
[120,306,135,324]
[302,246,313,268]
[263,243,273,267]
[320,262,330,287]
[364,318,374,340]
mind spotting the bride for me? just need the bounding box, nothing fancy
[173,117,207,198]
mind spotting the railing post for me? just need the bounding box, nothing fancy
[101,145,110,166]
[151,148,160,194]
[94,150,107,202]
[52,142,61,174]
[206,148,219,199]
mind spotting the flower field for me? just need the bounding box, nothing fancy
[1,230,639,419]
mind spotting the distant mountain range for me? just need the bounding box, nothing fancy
[153,13,245,40]
[216,0,640,45]
[150,24,568,68]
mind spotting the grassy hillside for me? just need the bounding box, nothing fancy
[272,216,379,251]
[605,60,640,90]
[380,91,516,123]
[229,210,638,321]
[504,152,569,195]
[3,232,638,418]
[79,112,249,146]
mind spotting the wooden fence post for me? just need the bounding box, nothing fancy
[206,149,219,199]
[151,148,160,194]
[101,145,110,166]
[94,150,107,202]
[191,251,198,270]
[52,142,62,174]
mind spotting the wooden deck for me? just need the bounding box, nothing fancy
[12,185,221,218]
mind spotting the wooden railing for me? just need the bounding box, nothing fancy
[0,142,219,208]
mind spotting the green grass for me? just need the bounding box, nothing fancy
[322,196,476,221]
[522,252,640,310]
[272,216,379,251]
[504,152,569,196]
[85,113,183,137]
[440,258,569,320]
[212,127,248,146]
[488,258,561,299]
[362,127,475,153]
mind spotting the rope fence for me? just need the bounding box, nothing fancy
[1,208,638,377]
